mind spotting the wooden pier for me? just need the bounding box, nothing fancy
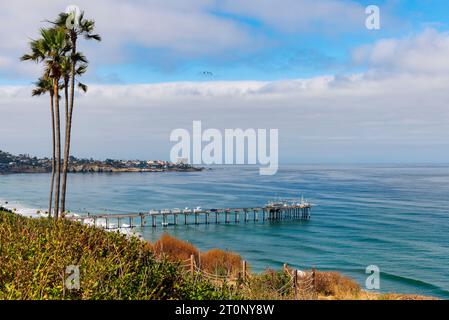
[67,201,312,230]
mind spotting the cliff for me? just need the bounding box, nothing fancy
[0,150,203,174]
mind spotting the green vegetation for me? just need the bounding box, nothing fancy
[0,210,436,300]
[0,210,234,300]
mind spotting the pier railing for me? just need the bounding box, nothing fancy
[66,203,312,229]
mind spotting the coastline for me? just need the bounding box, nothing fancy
[0,198,142,239]
[0,198,43,218]
[0,150,204,174]
[0,207,438,300]
[0,166,204,174]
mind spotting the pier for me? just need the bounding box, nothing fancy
[67,200,312,229]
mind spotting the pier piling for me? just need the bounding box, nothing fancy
[68,201,313,229]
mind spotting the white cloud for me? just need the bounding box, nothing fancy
[0,0,257,78]
[2,70,449,163]
[0,0,396,79]
[352,29,449,75]
[3,28,449,163]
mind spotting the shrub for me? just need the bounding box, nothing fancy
[244,269,293,300]
[153,233,199,263]
[200,249,242,277]
[0,211,231,300]
[314,271,360,298]
[0,206,12,213]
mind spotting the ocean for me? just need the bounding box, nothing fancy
[1,164,448,298]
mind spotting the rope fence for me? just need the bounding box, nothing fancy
[182,255,317,300]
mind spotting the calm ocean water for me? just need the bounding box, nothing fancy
[1,164,449,298]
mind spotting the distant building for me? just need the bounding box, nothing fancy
[176,158,189,165]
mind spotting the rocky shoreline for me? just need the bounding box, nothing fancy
[0,150,203,174]
[67,164,204,173]
[0,165,203,174]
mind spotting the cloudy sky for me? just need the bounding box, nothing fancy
[1,0,449,163]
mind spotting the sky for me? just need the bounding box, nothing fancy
[1,0,449,163]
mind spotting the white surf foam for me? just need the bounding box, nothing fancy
[1,199,143,240]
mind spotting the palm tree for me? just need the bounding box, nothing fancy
[52,12,101,215]
[59,56,88,215]
[22,27,70,218]
[21,40,52,216]
[31,77,57,218]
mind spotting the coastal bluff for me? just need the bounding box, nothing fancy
[0,150,202,174]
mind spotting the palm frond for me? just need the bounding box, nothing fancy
[76,64,88,75]
[78,82,88,93]
[22,12,100,101]
[32,76,54,96]
[73,52,88,64]
[47,13,70,27]
[20,54,33,61]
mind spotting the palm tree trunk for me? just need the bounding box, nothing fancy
[53,80,61,219]
[61,35,77,215]
[61,78,70,215]
[48,93,56,218]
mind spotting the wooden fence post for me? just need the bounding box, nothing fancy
[242,260,247,281]
[283,263,288,273]
[190,254,195,276]
[312,268,316,293]
[294,269,298,300]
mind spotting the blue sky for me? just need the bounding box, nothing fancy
[90,0,448,84]
[1,0,448,85]
[1,1,449,163]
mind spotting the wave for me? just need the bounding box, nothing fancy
[0,198,45,218]
[380,271,449,297]
[0,198,143,240]
[327,265,449,298]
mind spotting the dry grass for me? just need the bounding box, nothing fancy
[152,233,199,264]
[314,271,361,299]
[200,249,242,277]
[244,269,294,300]
[147,234,438,300]
[151,233,242,276]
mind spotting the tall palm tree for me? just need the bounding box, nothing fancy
[31,77,57,218]
[59,56,88,215]
[21,40,52,215]
[52,12,101,215]
[22,27,70,218]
